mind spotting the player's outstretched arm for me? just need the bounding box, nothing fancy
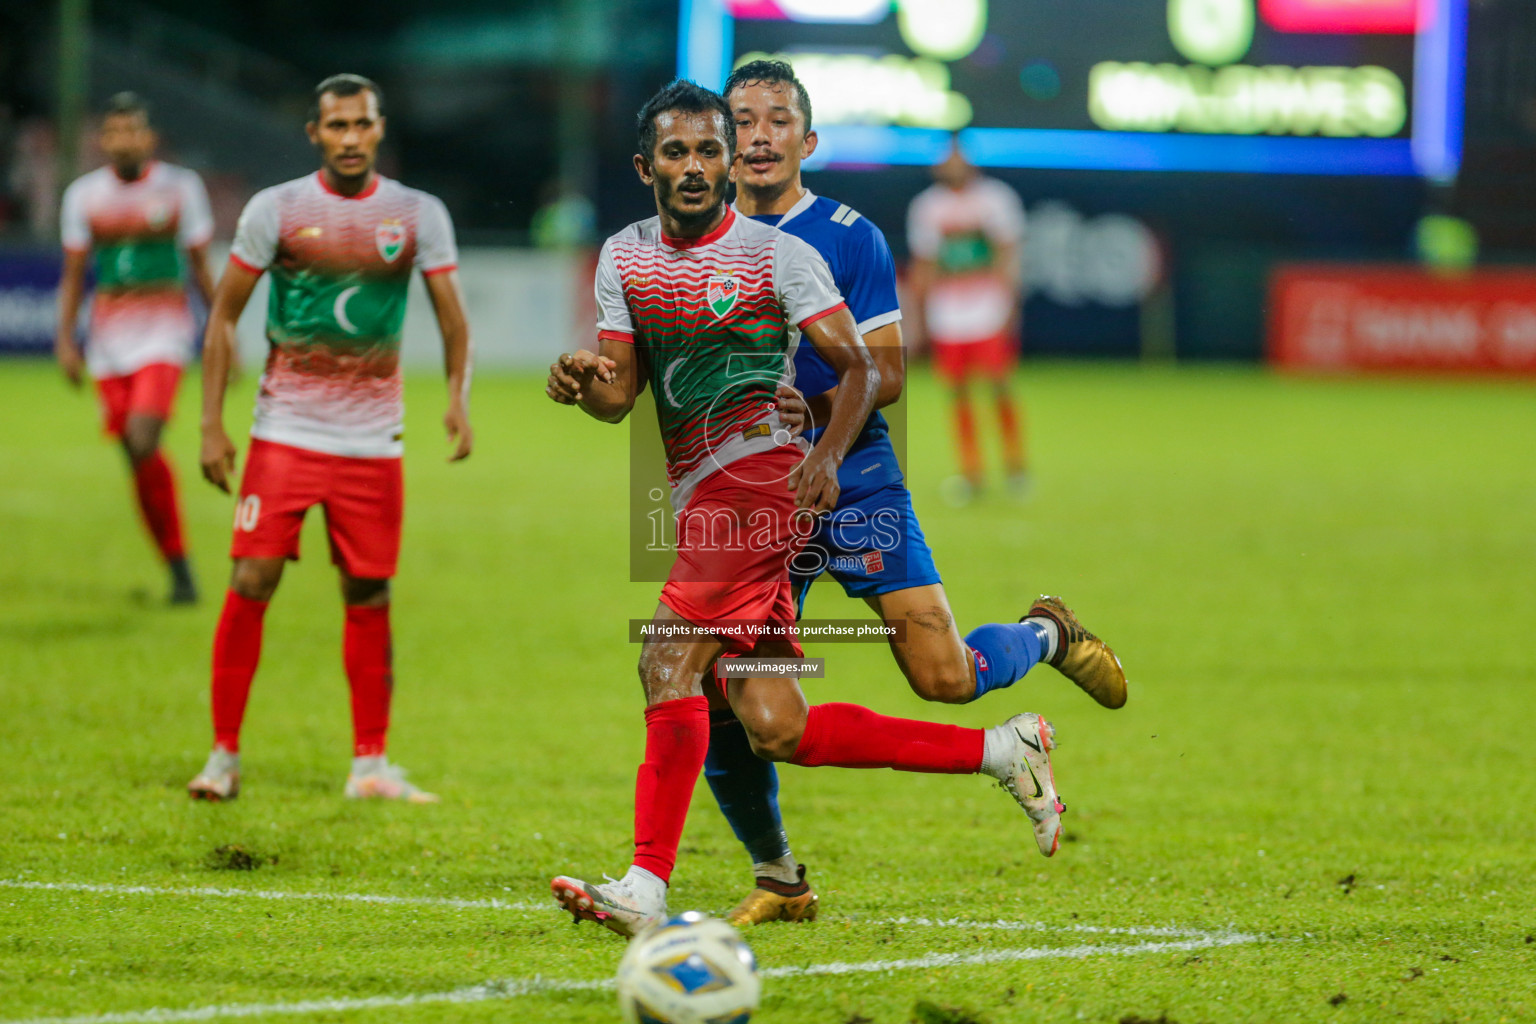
[546,339,641,424]
[54,249,88,388]
[199,262,261,493]
[794,308,879,512]
[424,270,474,461]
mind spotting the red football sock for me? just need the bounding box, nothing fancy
[996,391,1027,474]
[953,393,982,484]
[789,702,983,774]
[344,604,393,758]
[633,695,710,883]
[132,450,187,561]
[211,590,268,753]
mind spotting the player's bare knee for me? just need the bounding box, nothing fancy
[637,644,697,704]
[121,418,161,464]
[908,661,975,704]
[736,704,806,762]
[229,559,282,602]
[742,720,798,762]
[340,574,389,607]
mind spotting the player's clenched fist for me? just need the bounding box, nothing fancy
[546,350,617,404]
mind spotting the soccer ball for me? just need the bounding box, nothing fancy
[615,912,760,1024]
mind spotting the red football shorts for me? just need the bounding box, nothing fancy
[230,438,404,579]
[95,362,181,437]
[932,334,1016,384]
[660,446,811,656]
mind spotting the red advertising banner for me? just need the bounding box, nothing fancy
[1260,0,1417,34]
[1269,265,1536,373]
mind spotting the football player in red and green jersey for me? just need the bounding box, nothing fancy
[187,74,473,803]
[546,81,1067,938]
[56,92,215,604]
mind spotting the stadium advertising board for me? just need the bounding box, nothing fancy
[679,0,1466,175]
[1268,265,1536,373]
[0,251,63,355]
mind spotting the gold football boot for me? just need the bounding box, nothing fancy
[725,865,819,926]
[1027,595,1128,709]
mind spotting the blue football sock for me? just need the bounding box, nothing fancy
[704,710,789,864]
[965,620,1048,701]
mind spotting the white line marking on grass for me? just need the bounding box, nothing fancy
[875,916,1218,939]
[0,932,1266,1024]
[0,978,610,1024]
[0,880,1230,941]
[0,879,544,913]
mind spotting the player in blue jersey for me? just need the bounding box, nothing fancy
[704,61,1131,926]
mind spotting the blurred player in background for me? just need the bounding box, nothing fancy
[546,80,1072,938]
[711,60,1128,927]
[187,74,473,803]
[907,139,1029,503]
[56,92,214,604]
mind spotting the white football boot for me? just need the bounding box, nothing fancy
[551,872,667,938]
[344,756,439,803]
[187,748,241,802]
[986,712,1065,857]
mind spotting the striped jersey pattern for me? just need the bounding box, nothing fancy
[595,207,846,509]
[60,162,213,378]
[230,172,457,458]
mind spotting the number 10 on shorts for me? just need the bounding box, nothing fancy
[235,495,261,532]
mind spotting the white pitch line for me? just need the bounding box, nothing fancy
[0,880,543,914]
[0,931,1264,1024]
[1,880,1225,941]
[872,915,1217,939]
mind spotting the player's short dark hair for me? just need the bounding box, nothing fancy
[310,74,385,122]
[102,91,151,126]
[723,59,813,135]
[635,79,734,161]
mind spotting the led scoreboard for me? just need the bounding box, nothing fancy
[678,0,1466,176]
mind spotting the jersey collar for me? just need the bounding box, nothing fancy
[316,169,381,200]
[773,188,817,229]
[661,205,735,250]
[733,188,816,230]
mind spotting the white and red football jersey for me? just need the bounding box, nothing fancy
[230,172,457,459]
[906,176,1026,344]
[595,206,845,510]
[60,161,213,378]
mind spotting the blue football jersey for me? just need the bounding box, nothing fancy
[745,192,904,499]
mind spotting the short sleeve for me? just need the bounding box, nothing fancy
[177,171,215,248]
[906,191,942,260]
[838,222,902,336]
[60,179,91,252]
[414,193,458,275]
[983,181,1026,246]
[229,189,279,272]
[594,239,634,342]
[775,233,845,328]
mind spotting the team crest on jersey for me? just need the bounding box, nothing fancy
[376,220,406,263]
[706,274,739,319]
[144,201,171,230]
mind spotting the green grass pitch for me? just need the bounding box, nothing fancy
[0,358,1532,1024]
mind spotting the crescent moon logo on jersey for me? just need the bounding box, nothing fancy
[706,274,739,320]
[662,356,687,409]
[376,220,406,263]
[334,286,362,334]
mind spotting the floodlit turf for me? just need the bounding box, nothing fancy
[1,358,1533,1024]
